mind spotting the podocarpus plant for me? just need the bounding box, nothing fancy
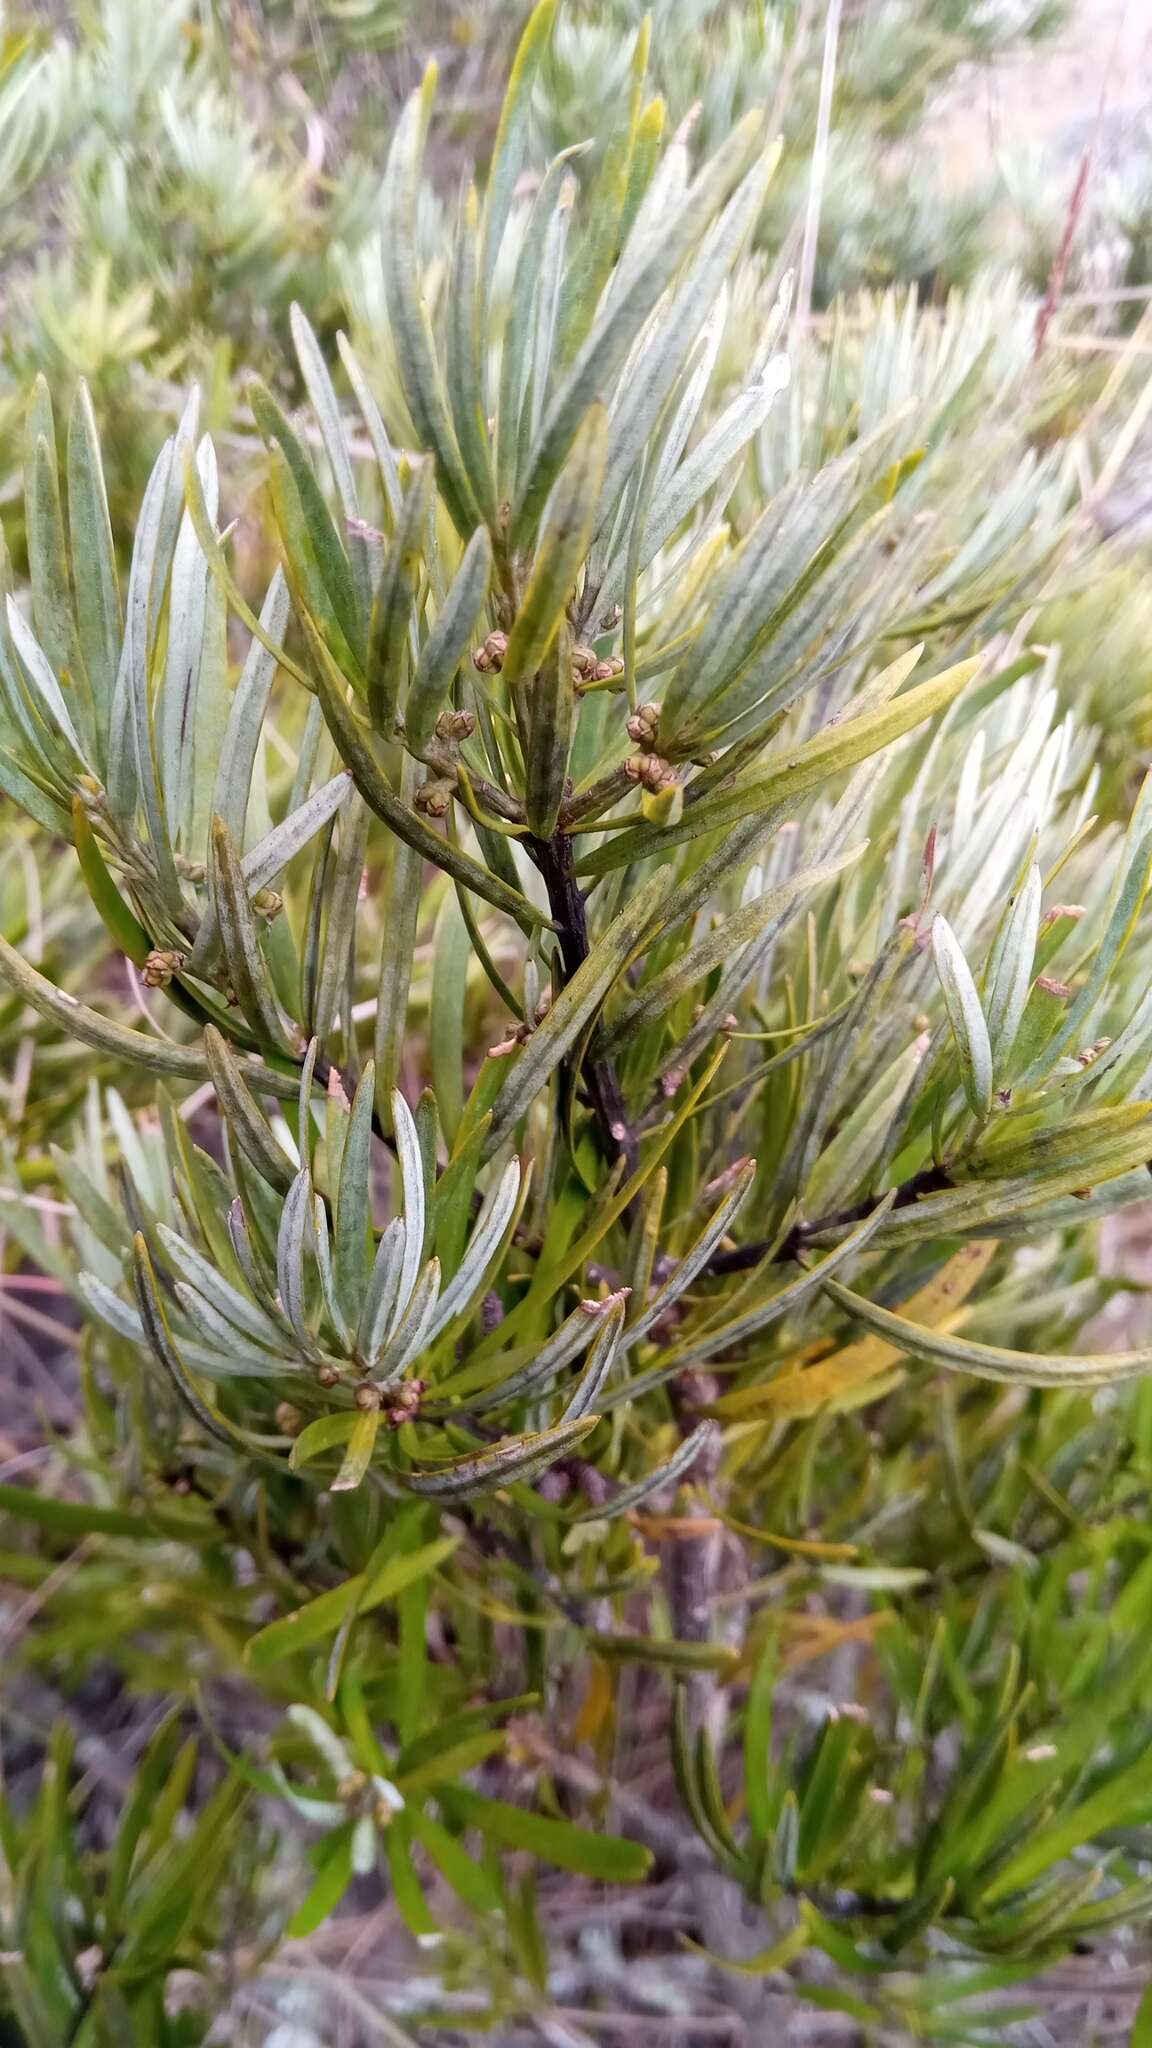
[9,3,1152,2037]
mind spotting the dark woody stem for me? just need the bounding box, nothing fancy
[702,1162,954,1276]
[526,826,639,1175]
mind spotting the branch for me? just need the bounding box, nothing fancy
[702,1163,953,1277]
[527,829,639,1174]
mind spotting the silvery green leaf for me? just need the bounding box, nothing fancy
[610,1192,898,1396]
[335,1061,376,1329]
[823,1277,1152,1388]
[601,843,866,1053]
[479,0,559,298]
[250,380,364,673]
[204,1026,299,1191]
[450,1297,605,1413]
[557,1297,625,1423]
[311,795,370,1049]
[288,1705,357,1780]
[209,817,293,1049]
[134,1232,279,1465]
[393,1089,427,1317]
[445,185,498,528]
[401,1413,599,1499]
[513,107,768,540]
[67,378,121,757]
[374,761,424,1104]
[290,301,371,614]
[157,1221,284,1347]
[174,1279,285,1361]
[188,561,229,854]
[160,435,217,839]
[373,1256,441,1388]
[932,913,993,1120]
[503,406,609,687]
[621,1163,755,1352]
[571,1420,716,1524]
[496,146,587,502]
[405,527,493,753]
[229,1196,274,1298]
[277,1166,316,1350]
[5,598,87,765]
[214,569,291,849]
[424,1156,521,1345]
[367,458,432,740]
[597,149,778,534]
[381,71,482,540]
[24,386,89,744]
[77,1270,146,1346]
[357,1218,407,1364]
[107,434,169,821]
[804,1034,929,1217]
[985,862,1041,1069]
[337,333,403,528]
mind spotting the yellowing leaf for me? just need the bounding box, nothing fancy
[709,1239,998,1420]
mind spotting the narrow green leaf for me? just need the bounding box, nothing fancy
[204,1025,299,1190]
[571,1419,717,1525]
[367,459,431,735]
[824,1276,1152,1387]
[66,378,121,755]
[933,914,993,1120]
[514,107,768,541]
[209,816,291,1048]
[577,657,981,874]
[246,1535,459,1667]
[406,525,493,752]
[444,1785,651,1883]
[382,68,483,539]
[525,617,578,838]
[401,1414,599,1498]
[504,405,609,689]
[335,1061,377,1327]
[305,613,552,929]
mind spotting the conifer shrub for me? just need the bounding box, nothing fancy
[4,5,1152,2041]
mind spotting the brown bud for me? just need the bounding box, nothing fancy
[385,1377,426,1429]
[593,655,626,684]
[472,629,508,674]
[626,701,661,744]
[435,707,476,741]
[414,776,455,817]
[252,888,282,921]
[275,1401,303,1437]
[571,644,598,678]
[354,1384,382,1412]
[316,1364,340,1388]
[142,948,186,989]
[625,751,676,794]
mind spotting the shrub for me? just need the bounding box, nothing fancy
[4,4,1152,2040]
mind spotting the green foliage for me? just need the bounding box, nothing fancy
[5,4,1152,2040]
